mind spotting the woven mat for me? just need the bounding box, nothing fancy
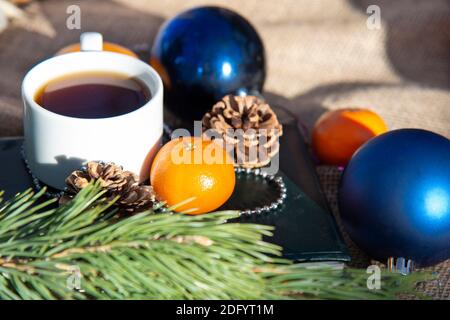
[0,0,448,299]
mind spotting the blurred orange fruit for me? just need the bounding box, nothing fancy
[150,137,235,214]
[150,56,172,89]
[55,42,138,58]
[312,108,388,166]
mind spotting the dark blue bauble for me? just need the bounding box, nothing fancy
[339,129,450,267]
[150,6,266,119]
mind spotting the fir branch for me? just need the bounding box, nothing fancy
[0,182,428,300]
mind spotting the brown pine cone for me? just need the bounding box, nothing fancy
[202,95,283,168]
[61,161,156,213]
[117,183,156,213]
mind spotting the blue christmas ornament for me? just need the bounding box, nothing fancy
[339,129,450,267]
[150,6,266,119]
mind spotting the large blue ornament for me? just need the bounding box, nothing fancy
[339,129,450,267]
[151,6,266,119]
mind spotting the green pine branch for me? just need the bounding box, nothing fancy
[0,183,428,300]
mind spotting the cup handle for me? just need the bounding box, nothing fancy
[80,32,103,52]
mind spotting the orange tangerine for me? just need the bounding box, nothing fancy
[55,42,138,58]
[150,137,235,214]
[312,108,388,166]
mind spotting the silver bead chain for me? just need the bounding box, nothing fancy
[234,167,287,216]
[21,123,287,216]
[20,144,65,198]
[19,123,175,199]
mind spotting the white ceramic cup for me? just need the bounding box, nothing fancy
[22,32,163,190]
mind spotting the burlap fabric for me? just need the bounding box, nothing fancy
[0,0,448,299]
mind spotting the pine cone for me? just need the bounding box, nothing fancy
[117,183,156,212]
[61,161,156,213]
[202,95,283,168]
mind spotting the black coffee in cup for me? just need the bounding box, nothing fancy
[34,71,151,118]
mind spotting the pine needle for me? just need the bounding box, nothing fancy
[0,182,428,300]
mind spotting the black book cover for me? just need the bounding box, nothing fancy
[0,107,349,262]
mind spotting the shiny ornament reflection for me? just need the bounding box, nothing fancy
[424,188,448,219]
[151,6,266,120]
[339,129,450,267]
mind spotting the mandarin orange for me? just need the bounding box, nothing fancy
[55,42,138,58]
[312,108,388,166]
[150,137,235,214]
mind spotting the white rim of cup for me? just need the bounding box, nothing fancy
[21,51,163,122]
